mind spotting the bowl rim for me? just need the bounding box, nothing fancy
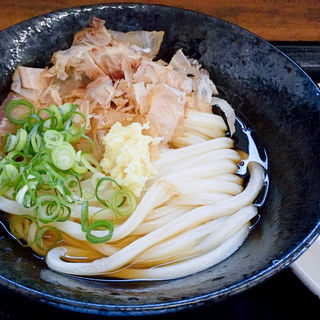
[1,225,320,316]
[0,2,320,316]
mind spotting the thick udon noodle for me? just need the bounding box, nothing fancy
[2,109,265,280]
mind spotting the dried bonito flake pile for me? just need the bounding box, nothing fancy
[1,18,235,161]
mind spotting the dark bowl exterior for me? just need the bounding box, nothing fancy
[0,3,319,316]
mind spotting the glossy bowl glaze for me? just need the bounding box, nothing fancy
[0,3,319,316]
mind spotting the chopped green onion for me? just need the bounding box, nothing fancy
[56,178,73,202]
[1,99,133,250]
[24,114,43,132]
[80,153,101,173]
[35,195,62,223]
[86,220,114,243]
[57,205,71,222]
[0,175,10,195]
[43,118,52,129]
[67,171,83,197]
[42,161,66,181]
[24,123,40,154]
[44,130,64,147]
[6,151,27,166]
[0,164,18,195]
[14,128,28,152]
[4,134,17,152]
[81,201,89,232]
[72,160,88,175]
[4,164,19,181]
[76,150,81,162]
[81,200,114,243]
[31,134,41,152]
[10,215,33,247]
[64,118,72,132]
[59,103,73,116]
[68,180,77,188]
[109,187,137,216]
[15,186,32,207]
[35,226,62,250]
[78,134,93,154]
[95,177,121,207]
[49,104,62,129]
[51,142,76,171]
[37,108,55,122]
[15,173,38,207]
[5,99,35,125]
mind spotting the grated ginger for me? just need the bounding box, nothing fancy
[100,122,158,197]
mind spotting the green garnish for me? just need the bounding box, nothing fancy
[6,99,35,124]
[81,201,114,243]
[51,142,76,170]
[1,99,137,249]
[86,220,114,243]
[35,226,62,250]
[109,187,137,217]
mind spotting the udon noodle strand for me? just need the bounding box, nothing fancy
[53,225,250,280]
[45,162,264,276]
[133,206,255,268]
[157,148,241,175]
[110,180,179,242]
[154,137,234,168]
[132,208,188,236]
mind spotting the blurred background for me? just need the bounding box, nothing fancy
[0,0,320,41]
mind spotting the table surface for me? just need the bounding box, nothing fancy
[0,268,319,320]
[0,0,320,41]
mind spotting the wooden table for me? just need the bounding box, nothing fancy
[0,0,319,41]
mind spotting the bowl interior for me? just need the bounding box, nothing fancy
[0,4,319,315]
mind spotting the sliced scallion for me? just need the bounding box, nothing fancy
[81,201,89,232]
[51,142,76,171]
[109,187,137,216]
[31,133,41,152]
[80,153,101,173]
[14,128,28,152]
[35,226,62,250]
[95,177,121,207]
[5,99,35,125]
[86,220,114,243]
[72,160,88,175]
[1,98,135,251]
[44,130,64,147]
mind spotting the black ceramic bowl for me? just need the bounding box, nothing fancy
[0,3,319,317]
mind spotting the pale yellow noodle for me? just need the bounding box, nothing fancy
[45,162,264,276]
[158,149,241,176]
[154,137,234,168]
[96,225,250,280]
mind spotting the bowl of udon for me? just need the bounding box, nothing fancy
[0,3,319,316]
